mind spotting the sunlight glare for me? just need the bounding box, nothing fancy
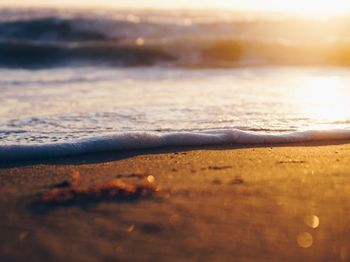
[298,76,349,127]
[3,0,350,18]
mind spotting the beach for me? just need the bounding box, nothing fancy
[1,142,350,261]
[2,4,350,262]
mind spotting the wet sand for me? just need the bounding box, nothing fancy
[1,142,350,261]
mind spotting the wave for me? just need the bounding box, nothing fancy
[2,14,350,68]
[0,41,175,68]
[0,16,247,43]
[1,129,350,162]
[3,38,350,68]
[0,18,109,42]
[0,13,350,68]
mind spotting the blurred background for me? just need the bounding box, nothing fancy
[1,0,350,146]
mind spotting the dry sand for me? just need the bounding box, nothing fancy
[1,142,350,261]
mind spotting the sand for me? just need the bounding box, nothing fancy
[1,142,350,261]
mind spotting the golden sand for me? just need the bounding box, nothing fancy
[1,142,350,261]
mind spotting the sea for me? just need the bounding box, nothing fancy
[1,8,350,161]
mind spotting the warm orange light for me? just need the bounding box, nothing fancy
[2,0,350,18]
[297,76,350,128]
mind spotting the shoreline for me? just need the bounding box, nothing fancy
[2,128,350,166]
[2,138,350,168]
[1,142,350,260]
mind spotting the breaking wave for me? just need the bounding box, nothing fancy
[1,129,350,161]
[2,13,350,68]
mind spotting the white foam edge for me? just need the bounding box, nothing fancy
[1,129,350,161]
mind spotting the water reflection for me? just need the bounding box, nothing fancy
[304,215,320,229]
[3,67,350,145]
[297,232,313,248]
[147,175,155,183]
[296,214,319,249]
[296,76,350,128]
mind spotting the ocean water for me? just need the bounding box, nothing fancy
[1,8,350,160]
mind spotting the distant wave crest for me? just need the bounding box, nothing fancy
[0,18,109,42]
[1,16,350,68]
[0,40,174,68]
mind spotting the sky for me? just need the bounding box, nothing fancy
[2,0,350,17]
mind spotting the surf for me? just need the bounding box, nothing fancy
[1,129,350,161]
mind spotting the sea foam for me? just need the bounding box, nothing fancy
[1,129,350,162]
